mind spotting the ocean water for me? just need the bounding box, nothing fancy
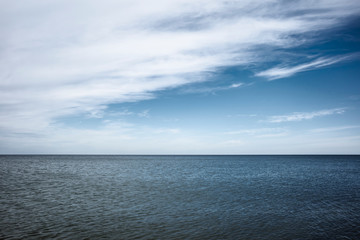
[1,155,360,240]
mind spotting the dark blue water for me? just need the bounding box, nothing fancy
[1,155,360,239]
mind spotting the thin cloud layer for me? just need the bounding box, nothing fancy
[310,125,360,133]
[268,108,346,123]
[1,0,360,152]
[225,128,288,138]
[256,54,358,80]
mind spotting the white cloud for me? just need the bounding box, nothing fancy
[226,128,288,138]
[152,128,181,134]
[310,125,360,133]
[229,83,243,88]
[1,0,360,152]
[267,108,346,123]
[227,114,257,118]
[137,109,150,118]
[180,82,244,94]
[256,54,357,80]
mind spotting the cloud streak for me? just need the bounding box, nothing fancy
[256,54,357,80]
[310,125,360,133]
[180,82,244,94]
[225,128,288,138]
[267,108,346,123]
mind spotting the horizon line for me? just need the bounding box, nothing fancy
[1,154,359,156]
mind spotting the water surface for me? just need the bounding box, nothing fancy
[1,155,359,239]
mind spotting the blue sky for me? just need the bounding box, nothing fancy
[1,0,360,154]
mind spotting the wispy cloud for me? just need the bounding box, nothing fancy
[225,128,288,138]
[152,128,181,134]
[137,109,150,118]
[1,0,360,152]
[256,54,357,80]
[310,125,360,133]
[267,108,346,123]
[227,114,257,118]
[180,82,244,94]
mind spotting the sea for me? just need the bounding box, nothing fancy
[1,155,359,240]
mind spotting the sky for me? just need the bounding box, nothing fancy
[1,0,360,154]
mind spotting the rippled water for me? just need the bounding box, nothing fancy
[1,155,360,239]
